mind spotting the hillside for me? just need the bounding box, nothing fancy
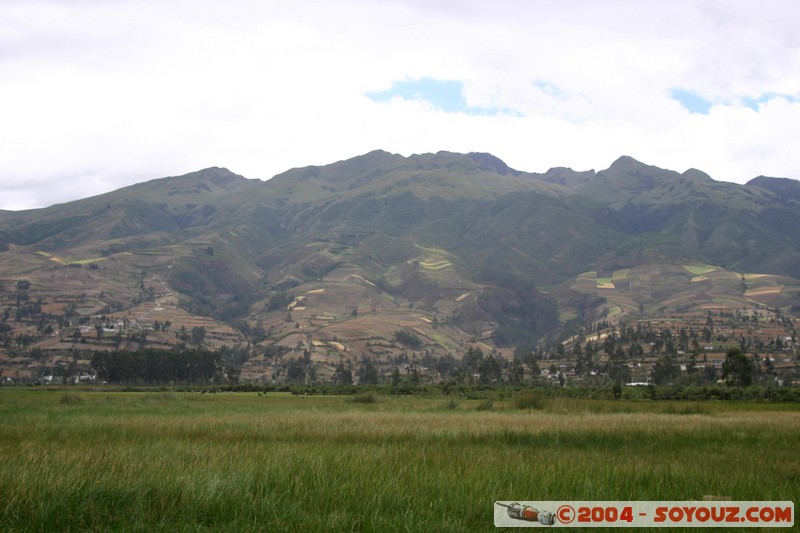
[1,151,800,385]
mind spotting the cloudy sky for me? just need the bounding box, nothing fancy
[2,0,799,210]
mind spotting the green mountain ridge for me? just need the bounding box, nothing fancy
[2,151,800,360]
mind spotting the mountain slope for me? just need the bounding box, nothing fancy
[1,167,260,249]
[2,151,800,381]
[575,156,800,277]
[747,175,800,203]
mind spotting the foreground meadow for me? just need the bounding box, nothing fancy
[0,390,798,531]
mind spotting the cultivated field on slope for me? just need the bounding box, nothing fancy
[568,264,800,323]
[0,244,246,380]
[1,390,797,531]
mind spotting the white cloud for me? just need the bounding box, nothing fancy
[1,0,799,210]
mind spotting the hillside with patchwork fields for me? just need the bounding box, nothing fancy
[1,151,799,385]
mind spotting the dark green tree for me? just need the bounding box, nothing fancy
[478,354,502,385]
[393,330,422,349]
[358,357,379,385]
[651,354,679,385]
[607,345,630,385]
[191,326,206,346]
[434,354,459,380]
[525,353,540,382]
[508,359,525,385]
[722,347,754,387]
[332,361,353,385]
[573,343,586,375]
[463,346,484,380]
[286,358,307,384]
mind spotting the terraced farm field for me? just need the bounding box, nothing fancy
[569,264,800,322]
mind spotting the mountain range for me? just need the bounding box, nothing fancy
[2,150,800,377]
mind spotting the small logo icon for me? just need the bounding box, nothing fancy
[496,502,556,526]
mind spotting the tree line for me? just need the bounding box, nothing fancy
[91,348,225,385]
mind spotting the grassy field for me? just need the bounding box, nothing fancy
[683,264,719,276]
[1,390,798,531]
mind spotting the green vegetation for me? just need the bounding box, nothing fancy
[348,390,378,403]
[595,276,613,287]
[419,259,451,270]
[393,329,422,349]
[91,349,224,384]
[722,347,755,387]
[683,264,718,276]
[510,390,544,409]
[69,256,110,265]
[0,390,797,531]
[611,268,630,281]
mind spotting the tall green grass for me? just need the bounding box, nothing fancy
[0,390,797,531]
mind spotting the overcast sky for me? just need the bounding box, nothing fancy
[2,0,799,210]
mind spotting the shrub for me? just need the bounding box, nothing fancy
[512,391,544,410]
[350,391,378,404]
[443,397,460,410]
[59,392,85,405]
[475,399,493,411]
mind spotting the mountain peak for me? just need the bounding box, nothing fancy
[192,166,249,185]
[747,175,800,202]
[608,155,646,170]
[682,168,712,181]
[747,175,797,186]
[540,166,597,188]
[467,152,519,176]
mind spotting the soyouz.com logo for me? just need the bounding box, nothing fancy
[493,501,794,528]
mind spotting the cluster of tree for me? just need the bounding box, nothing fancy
[0,322,12,347]
[284,350,316,384]
[572,311,797,357]
[393,330,422,349]
[289,355,378,387]
[301,260,341,281]
[234,320,268,344]
[461,346,504,384]
[741,336,793,353]
[561,295,609,336]
[266,292,293,312]
[331,361,353,385]
[175,326,207,346]
[576,324,708,358]
[359,357,379,385]
[478,287,560,348]
[214,292,260,322]
[407,347,532,386]
[15,300,43,321]
[721,348,755,387]
[130,284,156,306]
[91,348,225,384]
[152,320,172,331]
